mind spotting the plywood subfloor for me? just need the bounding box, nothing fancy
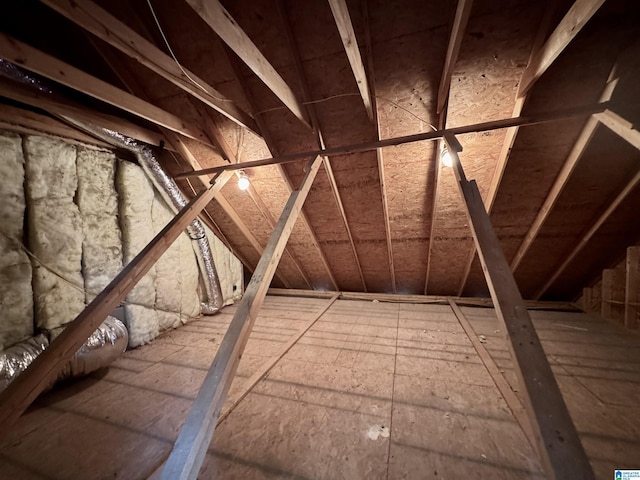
[1,296,639,479]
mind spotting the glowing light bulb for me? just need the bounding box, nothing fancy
[440,148,453,168]
[237,171,250,190]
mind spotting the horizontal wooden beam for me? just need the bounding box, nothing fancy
[328,0,374,121]
[160,156,322,480]
[0,80,177,151]
[445,132,594,479]
[41,0,258,133]
[175,101,609,179]
[266,288,581,311]
[0,34,211,144]
[0,172,232,431]
[185,0,310,128]
[518,0,607,97]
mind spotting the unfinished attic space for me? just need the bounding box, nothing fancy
[1,0,640,478]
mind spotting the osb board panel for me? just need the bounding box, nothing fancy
[220,182,307,288]
[428,0,540,295]
[514,127,640,297]
[544,182,640,300]
[461,306,640,478]
[464,15,635,296]
[4,297,640,477]
[370,2,447,293]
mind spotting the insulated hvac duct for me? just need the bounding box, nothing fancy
[0,317,128,393]
[67,123,224,315]
[0,59,223,314]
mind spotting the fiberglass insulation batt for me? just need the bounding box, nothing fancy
[76,148,123,303]
[116,160,158,346]
[0,133,34,350]
[24,136,84,331]
[151,192,201,330]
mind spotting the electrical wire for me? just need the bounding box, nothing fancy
[146,0,230,103]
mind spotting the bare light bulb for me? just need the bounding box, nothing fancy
[440,148,453,168]
[237,171,250,191]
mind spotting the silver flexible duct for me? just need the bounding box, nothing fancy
[0,59,224,314]
[56,316,128,380]
[61,121,224,315]
[0,335,48,392]
[0,318,128,393]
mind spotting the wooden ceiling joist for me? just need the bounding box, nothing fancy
[185,0,310,128]
[436,0,474,115]
[328,0,374,122]
[0,80,175,151]
[40,0,258,133]
[0,173,232,430]
[177,101,609,178]
[510,73,619,271]
[160,156,323,480]
[517,0,608,97]
[444,133,594,479]
[0,34,215,145]
[426,0,473,293]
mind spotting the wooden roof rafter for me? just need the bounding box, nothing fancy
[0,34,214,146]
[328,0,374,122]
[0,79,174,150]
[361,0,396,293]
[536,109,640,299]
[190,101,313,289]
[40,0,259,133]
[185,0,310,129]
[456,0,604,295]
[87,36,293,287]
[220,43,338,291]
[275,0,366,291]
[517,0,609,98]
[510,70,619,272]
[424,0,474,294]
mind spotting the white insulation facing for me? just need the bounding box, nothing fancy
[116,160,156,309]
[76,149,122,303]
[0,134,33,350]
[24,136,84,331]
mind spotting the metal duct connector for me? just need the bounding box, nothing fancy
[57,317,128,380]
[64,123,224,315]
[0,335,49,393]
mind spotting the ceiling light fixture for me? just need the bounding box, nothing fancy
[440,142,453,168]
[237,171,250,191]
